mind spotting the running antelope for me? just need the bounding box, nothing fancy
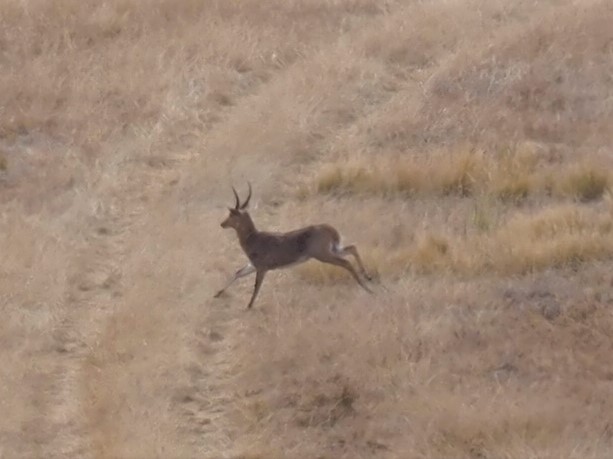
[215,183,373,309]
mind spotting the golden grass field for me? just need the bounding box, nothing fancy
[2,0,613,457]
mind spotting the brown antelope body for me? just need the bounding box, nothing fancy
[215,183,372,309]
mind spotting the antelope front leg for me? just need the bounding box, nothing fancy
[247,270,267,309]
[214,264,256,298]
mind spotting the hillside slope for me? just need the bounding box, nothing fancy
[1,1,612,458]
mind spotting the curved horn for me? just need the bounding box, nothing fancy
[232,186,240,210]
[240,182,252,209]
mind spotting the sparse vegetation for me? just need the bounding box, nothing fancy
[3,0,613,458]
[312,147,612,203]
[557,164,611,202]
[297,204,613,280]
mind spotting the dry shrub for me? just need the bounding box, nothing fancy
[480,204,613,274]
[312,145,611,202]
[314,146,488,197]
[454,204,613,275]
[555,164,611,202]
[494,175,532,202]
[410,234,450,273]
[0,151,7,172]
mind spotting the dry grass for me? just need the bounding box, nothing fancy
[310,144,612,202]
[236,277,613,458]
[0,151,7,172]
[3,0,613,458]
[297,203,613,281]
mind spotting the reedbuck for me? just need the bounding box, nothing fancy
[215,183,373,309]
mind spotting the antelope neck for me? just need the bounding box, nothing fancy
[236,214,257,241]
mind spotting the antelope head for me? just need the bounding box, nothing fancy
[220,182,253,231]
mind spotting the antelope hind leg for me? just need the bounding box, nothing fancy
[337,244,372,281]
[316,254,373,294]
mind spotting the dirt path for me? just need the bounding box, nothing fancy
[48,162,162,457]
[176,298,249,456]
[49,149,247,457]
[53,203,135,458]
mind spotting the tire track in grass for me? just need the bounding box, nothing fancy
[52,179,145,458]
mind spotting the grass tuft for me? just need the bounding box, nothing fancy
[411,234,451,274]
[438,148,484,196]
[557,165,610,202]
[312,147,612,203]
[494,176,532,202]
[0,152,7,172]
[299,204,613,282]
